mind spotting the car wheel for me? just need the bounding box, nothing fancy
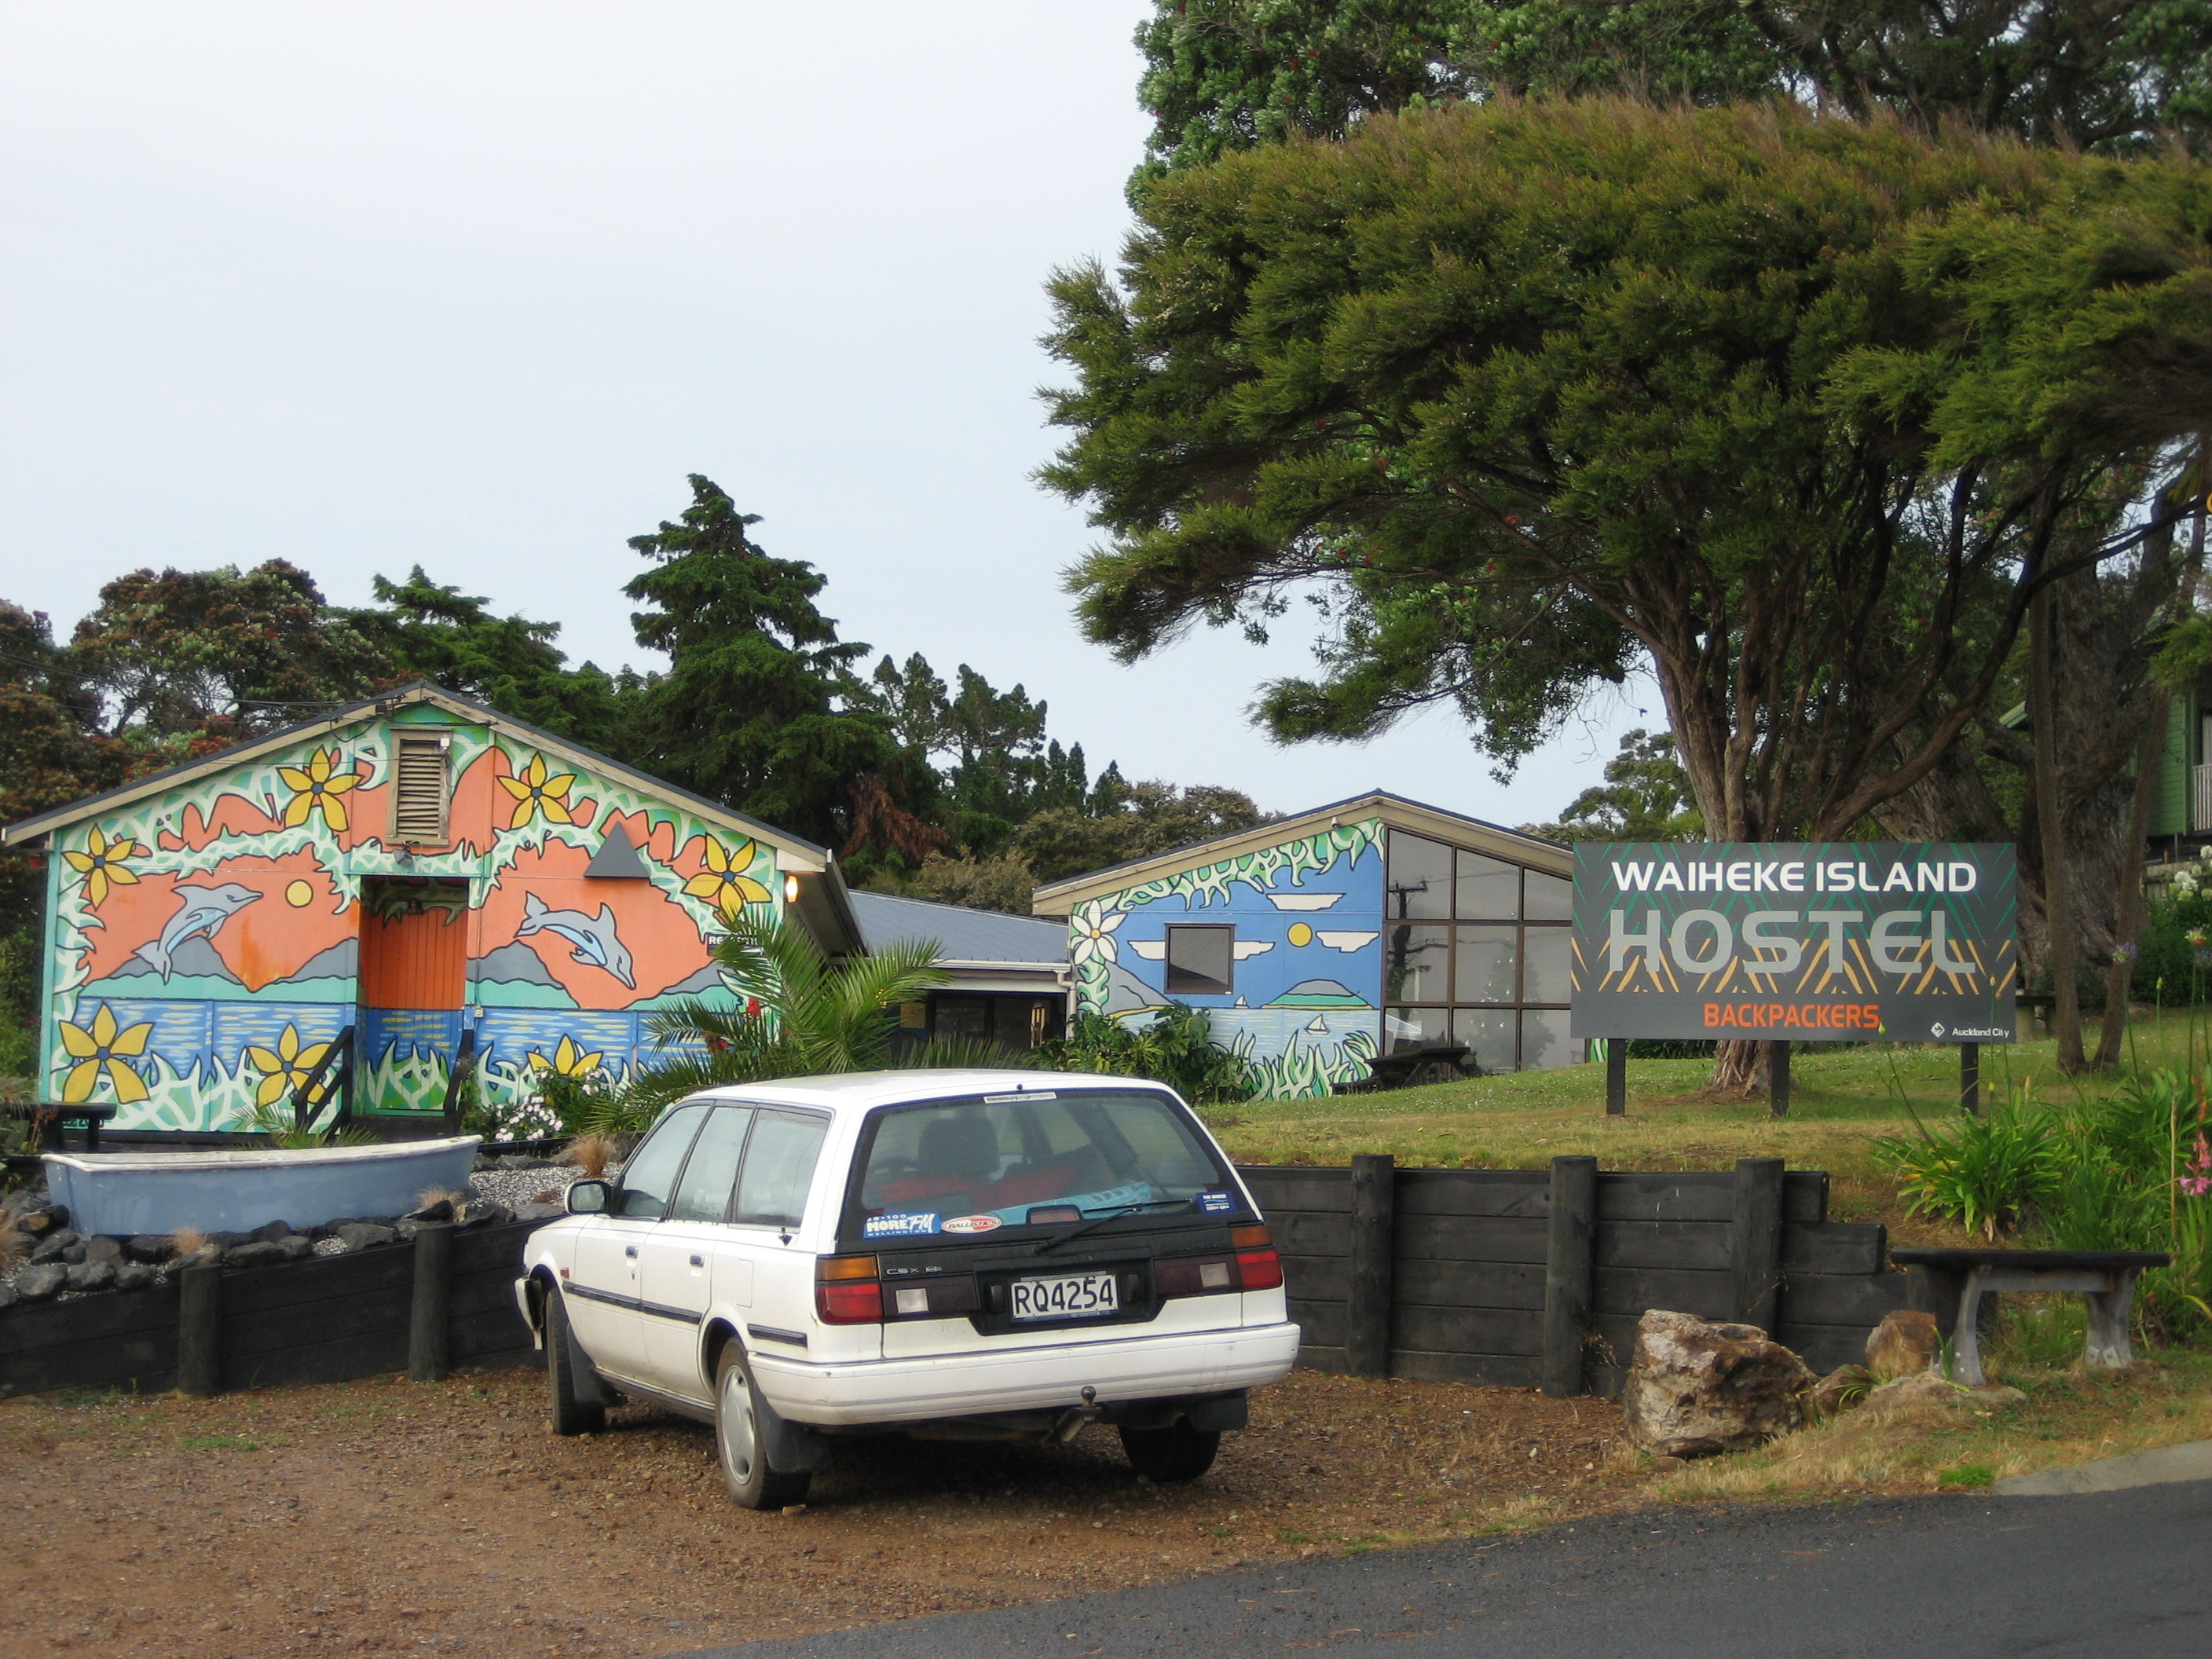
[1119,1420,1220,1482]
[714,1346,811,1511]
[544,1287,605,1437]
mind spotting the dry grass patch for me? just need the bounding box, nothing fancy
[1651,1346,2212,1503]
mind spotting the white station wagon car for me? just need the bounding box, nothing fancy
[515,1070,1300,1508]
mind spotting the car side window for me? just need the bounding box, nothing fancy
[616,1103,710,1220]
[731,1111,829,1229]
[668,1106,753,1222]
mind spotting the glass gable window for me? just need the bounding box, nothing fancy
[1382,827,1580,1072]
[1164,924,1235,995]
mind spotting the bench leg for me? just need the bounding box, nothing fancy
[2082,1272,2137,1369]
[85,1116,99,1152]
[1952,1269,1988,1386]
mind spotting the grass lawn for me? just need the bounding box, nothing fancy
[1199,1005,2212,1240]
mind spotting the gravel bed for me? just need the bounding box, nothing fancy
[466,1160,582,1213]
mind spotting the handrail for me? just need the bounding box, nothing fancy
[440,1025,479,1133]
[290,1025,356,1139]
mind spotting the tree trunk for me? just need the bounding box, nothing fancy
[1709,1038,1767,1096]
[2096,690,2166,1068]
[2029,580,2087,1071]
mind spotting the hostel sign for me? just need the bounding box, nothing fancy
[1569,844,2017,1044]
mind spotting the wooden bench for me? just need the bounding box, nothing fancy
[3,1103,118,1153]
[1892,1246,2171,1385]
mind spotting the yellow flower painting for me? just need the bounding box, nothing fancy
[57,1003,153,1104]
[60,826,141,907]
[278,747,363,832]
[682,836,772,925]
[244,1024,335,1108]
[527,1035,604,1080]
[497,753,577,830]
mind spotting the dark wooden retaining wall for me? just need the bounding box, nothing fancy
[0,1221,548,1400]
[1241,1157,1910,1394]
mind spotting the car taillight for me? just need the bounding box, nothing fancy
[1158,1223,1283,1298]
[815,1254,883,1324]
[1231,1222,1282,1291]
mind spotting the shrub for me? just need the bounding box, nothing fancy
[1873,1093,2067,1241]
[1034,1005,1254,1105]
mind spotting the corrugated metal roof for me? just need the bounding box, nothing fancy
[848,890,1068,967]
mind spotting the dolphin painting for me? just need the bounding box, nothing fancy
[515,892,635,990]
[133,882,262,982]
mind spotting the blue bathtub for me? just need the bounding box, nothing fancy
[41,1136,482,1236]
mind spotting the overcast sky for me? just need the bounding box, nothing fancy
[1,2,1643,826]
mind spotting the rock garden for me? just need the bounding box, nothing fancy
[0,1152,577,1310]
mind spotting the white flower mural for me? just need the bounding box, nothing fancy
[1070,900,1125,967]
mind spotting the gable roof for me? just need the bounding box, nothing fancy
[0,680,833,868]
[1029,789,1569,916]
[848,890,1069,969]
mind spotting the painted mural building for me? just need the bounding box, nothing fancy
[1,684,860,1133]
[1032,793,1579,1098]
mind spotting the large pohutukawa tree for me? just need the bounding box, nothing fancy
[1041,97,2212,1084]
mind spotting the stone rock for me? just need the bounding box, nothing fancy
[1863,1371,2027,1417]
[60,1243,86,1265]
[13,1262,66,1302]
[206,1231,252,1251]
[29,1229,81,1265]
[496,1155,556,1170]
[1809,1364,1873,1419]
[356,1216,397,1229]
[84,1236,126,1267]
[1621,1309,1817,1459]
[224,1240,289,1269]
[1866,1309,1941,1380]
[405,1197,455,1224]
[112,1262,159,1292]
[309,1218,353,1238]
[250,1219,294,1243]
[64,1260,117,1294]
[0,1282,15,1310]
[462,1199,512,1229]
[334,1222,396,1253]
[124,1234,172,1264]
[514,1202,566,1223]
[45,1203,69,1229]
[276,1234,314,1262]
[14,1209,53,1236]
[168,1247,223,1273]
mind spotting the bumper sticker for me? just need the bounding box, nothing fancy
[863,1210,940,1239]
[943,1214,1002,1234]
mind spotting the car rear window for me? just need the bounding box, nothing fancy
[848,1090,1239,1241]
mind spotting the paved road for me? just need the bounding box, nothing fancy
[672,1478,2210,1658]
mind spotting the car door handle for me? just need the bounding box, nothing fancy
[624,1245,638,1258]
[689,1254,704,1268]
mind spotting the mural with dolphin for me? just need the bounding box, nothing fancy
[40,701,781,1131]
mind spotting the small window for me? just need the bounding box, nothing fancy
[1453,925,1518,1004]
[1164,925,1234,995]
[668,1106,753,1222]
[732,1111,830,1228]
[1524,870,1574,921]
[1386,833,1453,919]
[1384,923,1449,1002]
[616,1102,710,1220]
[1455,851,1520,918]
[391,732,451,844]
[1522,926,1574,1003]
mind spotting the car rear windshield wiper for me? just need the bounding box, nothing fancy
[1034,1198,1190,1254]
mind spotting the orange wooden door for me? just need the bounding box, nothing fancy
[359,906,467,1009]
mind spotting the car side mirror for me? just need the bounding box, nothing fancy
[566,1178,613,1215]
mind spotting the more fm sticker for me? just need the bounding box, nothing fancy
[862,1211,939,1239]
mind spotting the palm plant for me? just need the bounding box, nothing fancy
[629,912,948,1114]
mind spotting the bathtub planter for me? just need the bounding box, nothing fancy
[40,1136,482,1236]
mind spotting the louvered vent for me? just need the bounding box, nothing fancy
[391,734,450,843]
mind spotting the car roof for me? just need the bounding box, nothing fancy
[688,1069,1168,1114]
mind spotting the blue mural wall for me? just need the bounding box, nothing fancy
[1071,819,1384,1098]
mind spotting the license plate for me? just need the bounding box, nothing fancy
[1009,1271,1119,1321]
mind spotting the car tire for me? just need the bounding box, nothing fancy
[544,1287,606,1437]
[714,1346,811,1511]
[1119,1420,1220,1482]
